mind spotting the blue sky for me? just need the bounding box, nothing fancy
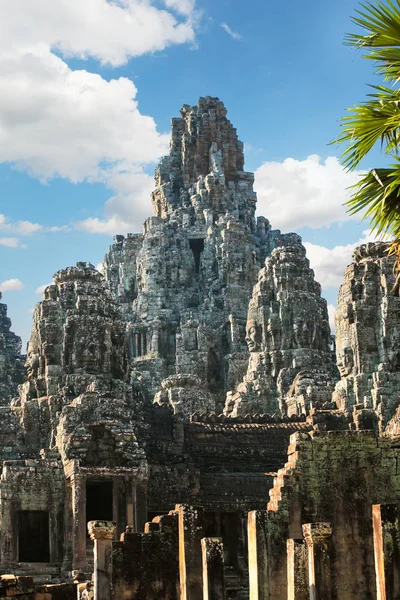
[0,0,386,346]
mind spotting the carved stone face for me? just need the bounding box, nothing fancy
[337,346,354,377]
[44,285,57,301]
[25,351,39,379]
[293,318,315,348]
[245,321,261,352]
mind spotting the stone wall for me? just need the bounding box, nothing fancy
[254,427,400,599]
[112,512,179,600]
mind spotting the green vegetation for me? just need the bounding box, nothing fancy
[336,0,400,276]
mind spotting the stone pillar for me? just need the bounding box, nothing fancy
[201,538,225,600]
[287,539,308,600]
[71,473,87,573]
[248,510,269,600]
[126,479,134,529]
[0,490,15,568]
[373,503,400,600]
[88,520,116,600]
[178,504,204,600]
[302,523,333,600]
[133,481,147,533]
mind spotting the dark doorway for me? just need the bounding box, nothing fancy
[207,348,223,392]
[86,480,113,526]
[18,511,50,562]
[189,238,204,274]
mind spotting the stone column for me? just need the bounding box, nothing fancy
[71,472,87,573]
[0,489,15,568]
[201,538,225,600]
[287,539,308,600]
[178,504,204,600]
[373,503,400,600]
[88,520,116,600]
[125,479,134,529]
[302,523,333,600]
[248,511,269,600]
[133,481,147,533]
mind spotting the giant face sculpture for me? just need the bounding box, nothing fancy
[337,346,354,377]
[293,318,316,348]
[245,321,261,352]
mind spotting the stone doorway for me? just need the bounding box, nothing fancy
[86,479,113,526]
[18,510,50,563]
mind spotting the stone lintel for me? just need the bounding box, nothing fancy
[88,520,117,541]
[302,522,332,545]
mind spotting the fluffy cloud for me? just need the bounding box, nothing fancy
[304,230,383,290]
[0,1,198,236]
[0,47,169,183]
[254,155,362,231]
[0,279,24,292]
[0,1,196,67]
[75,170,154,234]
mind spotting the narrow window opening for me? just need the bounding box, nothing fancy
[18,511,50,562]
[135,332,147,357]
[189,239,204,274]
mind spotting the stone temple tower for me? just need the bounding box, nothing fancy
[103,97,303,416]
[0,292,24,406]
[334,242,400,428]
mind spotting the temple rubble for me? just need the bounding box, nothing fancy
[1,96,400,599]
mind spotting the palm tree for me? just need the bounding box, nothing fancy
[336,0,400,275]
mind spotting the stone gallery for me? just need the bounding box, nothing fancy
[1,97,400,599]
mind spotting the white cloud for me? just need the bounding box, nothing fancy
[0,47,169,184]
[0,278,24,292]
[75,169,154,234]
[0,1,197,67]
[327,304,336,334]
[254,155,363,231]
[0,214,66,236]
[0,237,26,248]
[221,23,242,40]
[304,230,383,290]
[0,1,198,237]
[35,283,52,294]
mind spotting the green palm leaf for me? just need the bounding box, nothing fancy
[336,0,400,273]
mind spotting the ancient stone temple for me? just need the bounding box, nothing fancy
[1,97,400,600]
[103,97,303,416]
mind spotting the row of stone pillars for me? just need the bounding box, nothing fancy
[89,506,226,600]
[248,512,332,600]
[177,505,225,600]
[248,503,400,599]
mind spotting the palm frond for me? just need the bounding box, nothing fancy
[345,0,400,49]
[345,1,400,82]
[346,162,400,237]
[334,85,400,169]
